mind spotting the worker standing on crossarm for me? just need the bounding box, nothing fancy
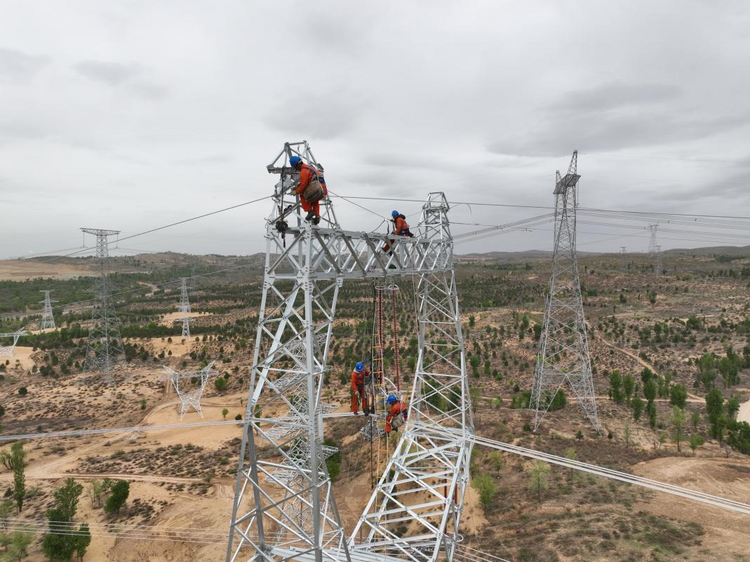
[383,210,414,254]
[385,394,407,433]
[351,362,370,415]
[290,155,327,224]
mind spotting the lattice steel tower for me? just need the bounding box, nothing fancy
[620,247,627,273]
[39,290,56,330]
[648,224,659,254]
[177,277,192,339]
[81,228,125,383]
[530,151,599,432]
[226,142,473,562]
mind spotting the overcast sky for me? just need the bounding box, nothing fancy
[2,0,750,260]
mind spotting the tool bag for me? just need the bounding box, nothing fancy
[303,166,325,204]
[390,406,407,429]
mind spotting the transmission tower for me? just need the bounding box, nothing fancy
[620,247,627,273]
[159,361,218,420]
[81,228,126,383]
[226,142,473,562]
[654,245,663,276]
[0,330,28,359]
[39,290,56,330]
[176,277,193,339]
[530,151,599,433]
[648,224,659,254]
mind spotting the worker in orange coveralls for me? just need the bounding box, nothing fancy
[385,394,407,433]
[351,361,370,415]
[290,155,327,224]
[383,210,413,254]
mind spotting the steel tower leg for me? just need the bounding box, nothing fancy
[350,193,474,562]
[530,152,600,433]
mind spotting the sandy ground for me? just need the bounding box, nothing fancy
[1,345,36,370]
[633,456,750,558]
[0,260,95,281]
[738,398,750,424]
[159,311,211,327]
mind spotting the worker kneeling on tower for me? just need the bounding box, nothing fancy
[385,394,407,433]
[383,210,413,254]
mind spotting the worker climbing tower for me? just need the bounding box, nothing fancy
[530,151,599,433]
[81,228,126,384]
[39,290,56,330]
[226,142,473,562]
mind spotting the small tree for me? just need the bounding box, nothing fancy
[5,531,32,561]
[55,478,83,521]
[472,474,497,511]
[624,423,631,448]
[527,460,550,503]
[691,410,700,430]
[89,480,105,508]
[689,434,704,456]
[214,377,228,392]
[632,395,644,421]
[74,523,91,561]
[104,480,130,515]
[488,451,504,474]
[623,374,635,405]
[222,408,229,421]
[670,384,688,409]
[609,370,623,404]
[0,442,26,513]
[671,406,686,452]
[706,388,724,439]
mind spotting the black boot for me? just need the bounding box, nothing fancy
[305,210,315,222]
[312,215,321,225]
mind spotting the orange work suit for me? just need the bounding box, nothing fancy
[384,216,412,253]
[296,163,328,216]
[350,369,369,413]
[385,401,407,433]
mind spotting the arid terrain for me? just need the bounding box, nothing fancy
[1,247,749,561]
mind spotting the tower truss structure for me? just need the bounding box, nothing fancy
[159,361,218,420]
[619,247,627,274]
[0,330,28,359]
[39,290,56,330]
[648,224,659,254]
[176,277,193,339]
[226,142,473,562]
[530,151,599,433]
[81,228,126,383]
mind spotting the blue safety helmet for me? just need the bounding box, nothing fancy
[392,210,399,218]
[355,362,364,372]
[387,394,397,404]
[290,155,302,168]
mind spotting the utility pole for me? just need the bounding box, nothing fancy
[620,247,627,273]
[39,290,56,330]
[177,277,192,339]
[81,228,126,384]
[530,151,599,433]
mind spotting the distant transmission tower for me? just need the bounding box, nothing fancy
[39,290,56,330]
[530,151,600,432]
[654,245,663,276]
[648,224,659,254]
[0,330,27,359]
[620,247,627,273]
[81,228,125,383]
[159,361,218,420]
[177,277,192,339]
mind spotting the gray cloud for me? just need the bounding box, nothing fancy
[74,60,141,86]
[551,82,682,113]
[0,48,50,81]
